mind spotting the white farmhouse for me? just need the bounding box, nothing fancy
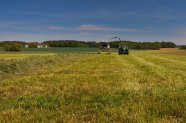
[37,43,48,48]
[25,44,29,48]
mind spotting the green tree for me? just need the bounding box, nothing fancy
[4,43,22,52]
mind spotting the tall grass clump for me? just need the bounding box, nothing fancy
[0,54,64,74]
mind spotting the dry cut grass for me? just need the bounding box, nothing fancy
[0,49,186,123]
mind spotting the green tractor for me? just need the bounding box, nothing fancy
[98,37,122,54]
[119,45,129,55]
[98,37,129,55]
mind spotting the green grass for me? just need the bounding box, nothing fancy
[23,47,99,53]
[0,47,99,53]
[0,48,186,122]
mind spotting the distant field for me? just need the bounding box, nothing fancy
[0,48,186,122]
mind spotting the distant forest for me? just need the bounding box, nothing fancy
[180,45,186,50]
[0,40,177,50]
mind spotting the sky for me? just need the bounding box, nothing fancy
[0,0,186,44]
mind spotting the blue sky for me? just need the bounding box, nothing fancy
[0,0,186,44]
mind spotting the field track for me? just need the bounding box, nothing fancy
[0,49,186,122]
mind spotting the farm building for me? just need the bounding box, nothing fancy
[37,44,48,48]
[25,44,29,48]
[25,42,48,48]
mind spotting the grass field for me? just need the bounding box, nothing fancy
[0,48,186,122]
[0,47,100,53]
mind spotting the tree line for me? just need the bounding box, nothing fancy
[109,41,162,50]
[43,40,176,50]
[160,41,176,48]
[0,41,25,47]
[180,45,186,50]
[0,40,177,50]
[43,40,98,47]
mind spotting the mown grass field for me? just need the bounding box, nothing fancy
[0,48,186,123]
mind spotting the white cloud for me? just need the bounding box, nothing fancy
[79,25,147,32]
[47,24,147,33]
